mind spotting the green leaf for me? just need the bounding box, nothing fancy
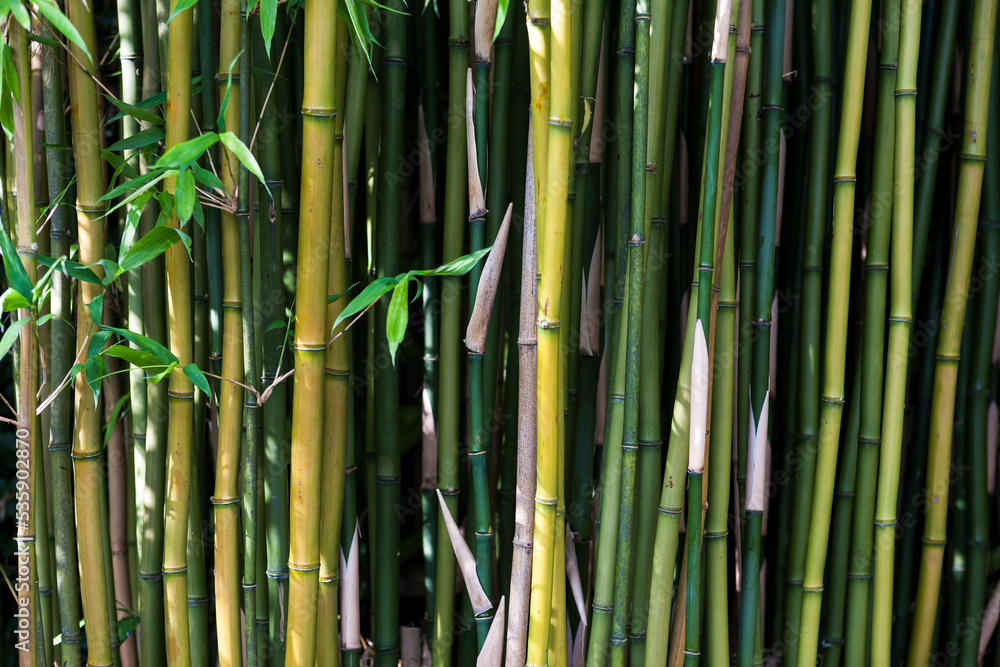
[410,245,492,277]
[150,362,176,384]
[34,313,55,327]
[1,44,18,105]
[386,278,409,366]
[9,1,29,31]
[100,167,165,202]
[192,165,225,193]
[96,259,123,285]
[333,276,399,331]
[0,316,29,360]
[184,363,212,399]
[156,133,219,170]
[327,281,360,304]
[108,127,165,153]
[36,0,92,64]
[0,223,31,300]
[103,391,130,449]
[175,169,196,222]
[102,344,170,372]
[119,226,192,273]
[84,354,105,405]
[216,52,243,132]
[493,0,510,40]
[117,614,140,643]
[36,255,103,285]
[265,319,286,332]
[167,0,198,23]
[1,288,30,312]
[260,0,277,56]
[88,328,113,357]
[88,294,104,327]
[219,132,270,198]
[104,95,164,124]
[105,326,178,365]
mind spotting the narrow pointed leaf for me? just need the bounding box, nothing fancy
[436,489,492,615]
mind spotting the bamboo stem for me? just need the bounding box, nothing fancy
[906,0,997,662]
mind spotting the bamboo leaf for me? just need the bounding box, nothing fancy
[0,223,31,300]
[167,0,197,23]
[476,596,505,667]
[84,355,105,405]
[386,278,409,366]
[119,226,192,273]
[1,44,17,105]
[106,326,178,365]
[219,132,271,198]
[1,288,30,312]
[36,0,92,64]
[102,343,169,372]
[216,52,243,132]
[8,1,29,31]
[108,127,165,152]
[435,488,492,615]
[260,0,277,56]
[409,245,492,277]
[104,95,164,124]
[36,255,103,285]
[0,316,29,360]
[87,327,112,357]
[157,133,220,170]
[175,169,196,222]
[184,363,212,398]
[96,259,123,285]
[493,0,509,40]
[333,276,399,330]
[103,392,130,449]
[88,294,104,328]
[192,165,225,193]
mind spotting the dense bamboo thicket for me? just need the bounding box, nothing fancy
[11,0,1000,664]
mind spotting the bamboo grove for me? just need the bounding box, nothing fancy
[8,0,1000,663]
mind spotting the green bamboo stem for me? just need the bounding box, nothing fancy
[795,0,874,659]
[203,0,223,389]
[684,3,733,663]
[782,0,832,658]
[958,29,1000,667]
[910,0,960,306]
[11,19,38,667]
[286,0,338,658]
[586,0,637,655]
[906,0,997,661]
[736,0,782,660]
[115,0,147,615]
[820,361,861,667]
[64,0,112,659]
[374,3,405,663]
[640,2,692,663]
[607,0,650,660]
[213,0,244,659]
[138,0,168,657]
[736,0,765,525]
[567,0,604,602]
[161,0,196,658]
[465,69,497,652]
[627,0,665,658]
[840,1,898,662]
[42,22,82,667]
[236,11,259,663]
[250,15,289,664]
[431,0,469,658]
